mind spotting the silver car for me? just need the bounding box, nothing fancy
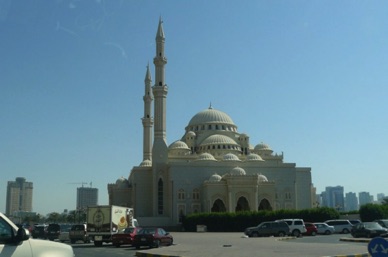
[324,219,353,234]
[313,222,335,235]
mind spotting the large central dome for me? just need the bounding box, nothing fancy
[188,107,235,127]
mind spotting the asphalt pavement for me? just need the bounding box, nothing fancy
[134,233,374,257]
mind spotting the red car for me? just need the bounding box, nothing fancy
[303,222,318,236]
[132,227,173,249]
[112,227,141,247]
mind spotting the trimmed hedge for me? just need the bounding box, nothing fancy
[182,207,340,232]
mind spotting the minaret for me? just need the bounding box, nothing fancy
[142,63,153,161]
[152,17,168,163]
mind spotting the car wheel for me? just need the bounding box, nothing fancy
[311,231,316,236]
[278,231,285,237]
[342,228,349,234]
[292,230,300,237]
[115,243,120,247]
[251,232,259,237]
[153,240,160,248]
[324,230,331,235]
[94,241,103,247]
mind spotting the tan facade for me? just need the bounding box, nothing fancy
[108,19,314,227]
[6,177,33,216]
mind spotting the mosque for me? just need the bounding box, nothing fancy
[108,18,314,227]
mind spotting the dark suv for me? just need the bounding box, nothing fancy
[46,223,61,241]
[31,224,47,239]
[244,221,290,237]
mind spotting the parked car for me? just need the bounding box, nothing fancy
[375,219,388,228]
[31,224,47,239]
[69,224,89,244]
[349,219,361,225]
[0,212,74,257]
[112,227,141,247]
[324,220,353,234]
[132,227,173,249]
[313,222,335,235]
[275,219,306,237]
[244,221,290,237]
[351,222,388,238]
[303,222,317,236]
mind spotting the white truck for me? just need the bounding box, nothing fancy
[86,205,138,246]
[0,212,74,257]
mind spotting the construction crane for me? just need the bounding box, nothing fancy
[67,182,92,188]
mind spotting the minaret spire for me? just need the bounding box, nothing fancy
[142,63,154,161]
[152,17,168,164]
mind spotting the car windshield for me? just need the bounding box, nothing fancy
[47,224,60,231]
[71,225,84,231]
[123,227,135,233]
[138,228,156,234]
[364,223,384,229]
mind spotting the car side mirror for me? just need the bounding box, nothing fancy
[15,228,30,243]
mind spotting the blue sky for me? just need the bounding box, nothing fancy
[1,0,387,215]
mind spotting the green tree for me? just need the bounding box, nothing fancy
[359,204,383,221]
[46,212,61,223]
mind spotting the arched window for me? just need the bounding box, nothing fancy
[235,197,250,212]
[211,199,226,212]
[192,188,200,200]
[178,189,185,200]
[158,178,163,214]
[258,198,272,211]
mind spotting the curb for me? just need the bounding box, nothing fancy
[135,252,182,257]
[321,254,370,257]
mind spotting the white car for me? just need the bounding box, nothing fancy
[0,212,74,257]
[275,219,307,237]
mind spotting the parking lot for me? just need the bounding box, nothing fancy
[71,233,373,257]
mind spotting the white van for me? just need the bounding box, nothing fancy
[324,219,353,234]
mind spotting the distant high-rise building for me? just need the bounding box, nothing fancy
[6,177,33,216]
[358,192,372,206]
[345,192,358,211]
[377,193,386,203]
[76,187,98,210]
[321,186,344,210]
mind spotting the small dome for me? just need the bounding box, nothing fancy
[201,134,238,146]
[116,177,129,188]
[223,153,240,161]
[254,142,272,151]
[195,153,217,161]
[169,140,190,150]
[246,153,264,161]
[209,173,222,182]
[139,159,152,167]
[186,131,196,137]
[258,174,268,182]
[230,166,246,176]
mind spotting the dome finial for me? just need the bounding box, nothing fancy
[209,102,213,109]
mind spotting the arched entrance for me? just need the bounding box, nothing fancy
[258,198,272,211]
[235,196,250,212]
[211,199,226,212]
